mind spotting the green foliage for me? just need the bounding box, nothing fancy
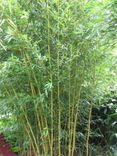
[0,0,116,155]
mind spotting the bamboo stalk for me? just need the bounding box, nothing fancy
[47,0,54,155]
[57,0,61,155]
[71,83,83,156]
[36,108,45,154]
[68,69,71,156]
[68,48,73,156]
[85,52,96,156]
[85,104,93,156]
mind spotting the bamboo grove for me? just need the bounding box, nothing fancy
[0,0,117,156]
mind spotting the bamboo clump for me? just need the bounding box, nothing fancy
[0,0,97,156]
